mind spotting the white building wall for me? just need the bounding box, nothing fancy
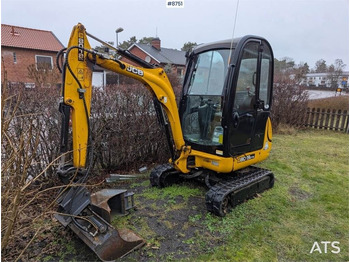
[304,72,348,88]
[92,71,106,88]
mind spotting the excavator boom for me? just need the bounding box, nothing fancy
[59,23,186,170]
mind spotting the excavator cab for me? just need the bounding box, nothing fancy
[171,37,275,217]
[180,36,273,158]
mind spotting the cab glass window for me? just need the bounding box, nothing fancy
[233,42,259,113]
[182,49,230,146]
[259,47,272,109]
[188,50,230,96]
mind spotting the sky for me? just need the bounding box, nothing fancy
[1,0,349,70]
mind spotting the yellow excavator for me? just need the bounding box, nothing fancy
[55,23,275,261]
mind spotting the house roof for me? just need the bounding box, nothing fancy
[130,43,186,66]
[1,24,64,52]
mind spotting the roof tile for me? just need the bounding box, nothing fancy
[133,43,186,66]
[1,24,64,52]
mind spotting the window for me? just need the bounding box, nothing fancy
[259,45,273,109]
[182,49,230,146]
[35,55,53,70]
[188,50,229,96]
[234,42,259,113]
[24,83,35,89]
[13,52,17,63]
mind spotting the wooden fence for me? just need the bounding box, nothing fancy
[303,108,349,132]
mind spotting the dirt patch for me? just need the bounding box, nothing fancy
[289,186,312,201]
[122,183,219,261]
[35,179,225,262]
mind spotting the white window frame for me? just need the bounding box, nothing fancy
[35,55,53,70]
[24,82,36,89]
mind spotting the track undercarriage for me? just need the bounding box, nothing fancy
[150,164,274,217]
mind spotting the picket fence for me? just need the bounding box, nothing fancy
[303,108,349,132]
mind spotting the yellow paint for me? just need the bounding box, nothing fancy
[64,23,273,174]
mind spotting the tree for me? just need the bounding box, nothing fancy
[274,57,295,80]
[94,41,114,53]
[327,59,346,88]
[181,42,197,52]
[118,36,137,50]
[293,62,310,84]
[314,59,327,73]
[274,57,295,72]
[118,36,155,50]
[334,59,346,72]
[138,37,154,45]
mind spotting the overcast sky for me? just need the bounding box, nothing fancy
[2,0,349,70]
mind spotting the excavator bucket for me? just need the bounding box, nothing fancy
[90,189,135,221]
[55,187,144,262]
[68,218,144,261]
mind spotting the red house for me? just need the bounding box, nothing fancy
[121,38,186,77]
[1,24,64,87]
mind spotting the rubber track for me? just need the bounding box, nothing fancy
[205,166,274,216]
[150,164,175,188]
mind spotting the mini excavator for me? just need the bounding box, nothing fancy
[55,23,275,261]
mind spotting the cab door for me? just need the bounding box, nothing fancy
[227,39,273,156]
[251,41,273,152]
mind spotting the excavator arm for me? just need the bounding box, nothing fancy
[56,23,196,261]
[55,24,194,261]
[58,23,189,174]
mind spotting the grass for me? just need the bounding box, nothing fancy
[142,183,203,202]
[127,129,348,262]
[196,129,349,262]
[308,95,349,110]
[46,129,348,262]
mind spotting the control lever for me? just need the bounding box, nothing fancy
[232,111,239,128]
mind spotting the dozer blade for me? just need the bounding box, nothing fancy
[55,186,144,261]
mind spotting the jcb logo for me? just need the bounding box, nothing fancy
[126,66,144,77]
[78,33,84,61]
[310,241,340,254]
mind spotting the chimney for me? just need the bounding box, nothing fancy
[151,37,161,50]
[10,26,19,36]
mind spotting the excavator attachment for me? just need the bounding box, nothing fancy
[55,186,144,261]
[90,189,136,220]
